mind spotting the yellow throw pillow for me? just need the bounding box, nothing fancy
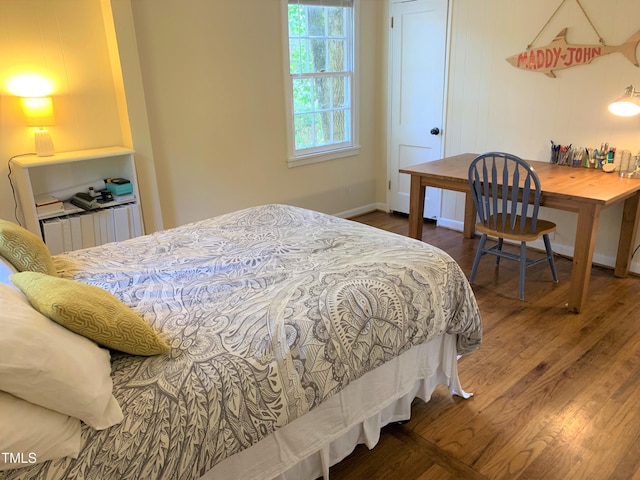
[10,272,170,356]
[0,219,57,276]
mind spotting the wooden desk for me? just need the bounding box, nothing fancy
[400,153,640,313]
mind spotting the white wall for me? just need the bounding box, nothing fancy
[441,0,640,273]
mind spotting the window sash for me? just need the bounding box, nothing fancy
[286,0,355,162]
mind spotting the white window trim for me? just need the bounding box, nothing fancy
[282,0,360,168]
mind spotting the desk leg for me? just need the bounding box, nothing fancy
[568,203,601,313]
[408,175,425,240]
[614,191,640,277]
[463,192,476,239]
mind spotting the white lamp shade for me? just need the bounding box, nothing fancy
[608,86,640,117]
[21,97,55,126]
[609,99,640,117]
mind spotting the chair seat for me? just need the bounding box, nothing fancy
[475,214,556,242]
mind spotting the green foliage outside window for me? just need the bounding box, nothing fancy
[288,4,352,154]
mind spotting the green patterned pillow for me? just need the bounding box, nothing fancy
[0,219,57,276]
[10,272,171,356]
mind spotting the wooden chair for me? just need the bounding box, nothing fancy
[467,152,558,300]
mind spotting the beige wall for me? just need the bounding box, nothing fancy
[3,0,640,274]
[442,0,640,273]
[0,0,385,232]
[0,0,123,224]
[127,0,386,228]
[0,0,163,233]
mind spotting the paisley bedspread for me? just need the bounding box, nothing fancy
[4,204,482,480]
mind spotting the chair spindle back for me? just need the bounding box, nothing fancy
[468,152,542,235]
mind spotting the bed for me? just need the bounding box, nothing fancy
[0,204,481,479]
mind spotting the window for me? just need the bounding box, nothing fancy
[285,0,358,166]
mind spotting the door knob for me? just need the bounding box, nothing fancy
[430,127,440,135]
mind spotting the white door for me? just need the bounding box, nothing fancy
[387,0,448,219]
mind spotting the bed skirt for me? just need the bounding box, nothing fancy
[203,333,471,480]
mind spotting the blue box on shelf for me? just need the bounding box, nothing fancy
[105,178,133,196]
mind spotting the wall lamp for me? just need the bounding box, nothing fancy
[608,85,640,117]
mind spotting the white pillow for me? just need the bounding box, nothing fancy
[0,284,123,430]
[0,391,81,471]
[0,255,18,288]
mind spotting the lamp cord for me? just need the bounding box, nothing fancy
[7,153,36,226]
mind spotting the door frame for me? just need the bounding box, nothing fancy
[385,0,453,219]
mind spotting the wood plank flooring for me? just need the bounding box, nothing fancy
[329,210,640,480]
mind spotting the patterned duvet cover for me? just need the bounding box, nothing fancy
[5,204,481,480]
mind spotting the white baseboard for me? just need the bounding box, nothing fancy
[334,203,387,219]
[436,217,463,232]
[437,216,640,275]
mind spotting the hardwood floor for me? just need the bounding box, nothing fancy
[329,210,640,480]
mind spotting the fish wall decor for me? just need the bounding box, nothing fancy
[506,28,640,77]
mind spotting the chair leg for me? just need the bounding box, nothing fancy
[543,233,558,283]
[495,238,504,266]
[470,234,487,283]
[519,242,527,300]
